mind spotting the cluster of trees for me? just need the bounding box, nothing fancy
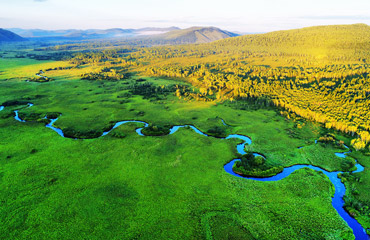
[70,49,136,67]
[233,153,284,177]
[27,76,52,82]
[24,52,73,61]
[174,85,213,102]
[141,124,171,136]
[128,82,177,100]
[43,66,73,72]
[318,134,346,149]
[81,67,130,81]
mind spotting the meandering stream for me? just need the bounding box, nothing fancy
[3,103,368,239]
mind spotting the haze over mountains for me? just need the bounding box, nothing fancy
[8,27,180,40]
[6,26,239,44]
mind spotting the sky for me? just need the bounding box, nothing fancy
[1,0,370,32]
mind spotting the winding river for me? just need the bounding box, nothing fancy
[2,103,368,239]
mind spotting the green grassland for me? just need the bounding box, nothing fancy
[0,72,359,172]
[0,51,368,239]
[0,57,71,80]
[0,116,353,239]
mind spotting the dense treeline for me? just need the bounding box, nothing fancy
[64,24,370,151]
[81,67,131,81]
[146,63,370,151]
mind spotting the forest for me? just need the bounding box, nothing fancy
[57,24,370,152]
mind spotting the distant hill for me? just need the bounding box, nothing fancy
[7,26,237,43]
[8,27,181,40]
[148,27,239,44]
[0,29,26,42]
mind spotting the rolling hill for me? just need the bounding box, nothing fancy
[0,29,26,42]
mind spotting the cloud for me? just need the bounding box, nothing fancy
[300,15,370,20]
[34,0,48,2]
[144,17,242,28]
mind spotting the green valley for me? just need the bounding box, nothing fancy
[1,23,370,240]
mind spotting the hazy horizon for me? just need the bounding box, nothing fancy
[1,0,370,32]
[4,23,369,33]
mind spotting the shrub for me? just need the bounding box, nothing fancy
[233,153,283,177]
[206,126,226,138]
[141,124,171,136]
[111,131,126,138]
[46,112,61,119]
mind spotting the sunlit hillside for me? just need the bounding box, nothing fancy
[214,23,370,61]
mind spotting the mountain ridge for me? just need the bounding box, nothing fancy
[0,28,26,42]
[7,26,238,43]
[141,26,239,44]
